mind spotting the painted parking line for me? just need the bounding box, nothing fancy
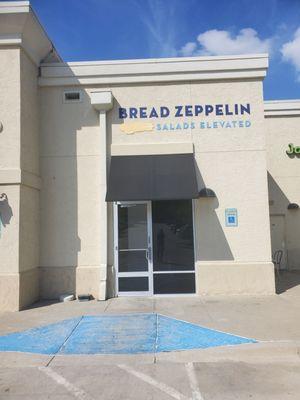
[118,363,190,400]
[39,366,94,400]
[0,313,256,355]
[185,363,205,400]
[39,363,204,400]
[119,362,206,400]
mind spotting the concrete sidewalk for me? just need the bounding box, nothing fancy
[1,272,300,341]
[0,272,299,399]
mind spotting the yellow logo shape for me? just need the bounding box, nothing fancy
[120,122,154,134]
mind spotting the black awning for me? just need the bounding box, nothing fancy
[106,153,199,202]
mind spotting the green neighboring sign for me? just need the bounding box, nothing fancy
[286,143,300,155]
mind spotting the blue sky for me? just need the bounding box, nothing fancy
[28,0,300,100]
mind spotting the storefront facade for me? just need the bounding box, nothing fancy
[0,2,299,311]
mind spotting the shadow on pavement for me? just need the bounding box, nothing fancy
[275,271,300,294]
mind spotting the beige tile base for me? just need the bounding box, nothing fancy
[19,268,39,309]
[196,262,275,295]
[0,268,39,311]
[5,262,276,310]
[76,265,107,300]
[40,266,76,300]
[0,273,19,311]
[40,265,108,301]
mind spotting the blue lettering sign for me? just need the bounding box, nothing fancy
[160,107,170,118]
[175,106,183,117]
[118,103,252,119]
[119,108,127,119]
[150,107,159,118]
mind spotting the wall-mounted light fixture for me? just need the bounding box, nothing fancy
[0,193,7,202]
[287,203,299,210]
[198,188,216,198]
[0,122,3,133]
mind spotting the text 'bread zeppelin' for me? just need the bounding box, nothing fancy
[119,103,251,119]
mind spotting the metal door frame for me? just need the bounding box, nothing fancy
[114,201,153,296]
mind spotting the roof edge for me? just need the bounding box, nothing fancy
[42,53,269,67]
[0,1,61,65]
[0,1,30,13]
[264,99,300,117]
[39,53,269,87]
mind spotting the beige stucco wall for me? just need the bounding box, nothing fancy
[39,78,275,298]
[19,50,40,307]
[109,80,274,295]
[0,52,276,306]
[266,115,300,270]
[0,48,20,169]
[0,47,40,311]
[39,87,106,299]
[0,48,21,311]
[20,50,40,176]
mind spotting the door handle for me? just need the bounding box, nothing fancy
[145,248,152,261]
[148,247,151,262]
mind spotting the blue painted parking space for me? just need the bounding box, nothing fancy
[60,314,157,354]
[157,315,255,352]
[0,317,82,354]
[0,313,256,355]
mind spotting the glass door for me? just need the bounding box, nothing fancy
[115,202,153,296]
[152,200,196,294]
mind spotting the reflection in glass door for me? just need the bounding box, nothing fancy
[152,200,196,294]
[115,202,153,295]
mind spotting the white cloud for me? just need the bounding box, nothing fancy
[178,28,272,57]
[281,27,300,80]
[179,42,197,57]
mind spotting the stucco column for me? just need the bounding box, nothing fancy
[90,91,113,300]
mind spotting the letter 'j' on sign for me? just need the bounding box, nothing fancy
[225,208,238,227]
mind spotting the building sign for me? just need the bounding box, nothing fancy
[118,103,252,134]
[119,103,251,119]
[286,143,300,155]
[225,208,238,227]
